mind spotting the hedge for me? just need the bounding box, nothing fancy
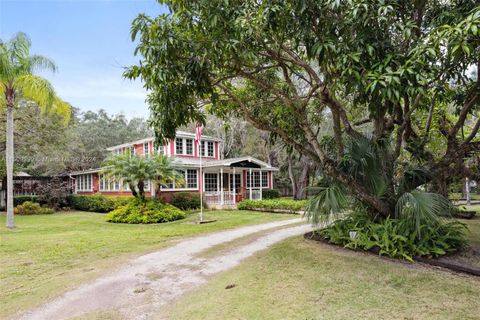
[262,189,281,199]
[237,199,308,214]
[171,192,201,210]
[67,194,131,213]
[14,195,39,206]
[106,198,185,224]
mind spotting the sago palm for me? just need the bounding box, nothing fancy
[0,32,70,228]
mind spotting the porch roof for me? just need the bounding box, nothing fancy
[201,156,278,171]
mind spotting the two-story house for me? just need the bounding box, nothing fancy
[69,131,278,208]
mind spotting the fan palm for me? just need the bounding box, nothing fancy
[102,153,184,200]
[0,32,70,228]
[307,136,452,235]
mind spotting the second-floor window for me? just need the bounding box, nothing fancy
[200,141,215,157]
[175,138,183,155]
[185,139,193,155]
[144,142,149,157]
[175,138,194,156]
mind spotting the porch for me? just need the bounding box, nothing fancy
[200,157,276,208]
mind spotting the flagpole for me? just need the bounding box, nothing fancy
[199,141,203,223]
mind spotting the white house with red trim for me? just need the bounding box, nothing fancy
[69,131,277,208]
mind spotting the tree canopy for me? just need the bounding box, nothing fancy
[126,0,480,217]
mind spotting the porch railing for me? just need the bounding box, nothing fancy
[204,189,262,205]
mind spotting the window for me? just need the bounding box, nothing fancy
[229,174,241,192]
[207,141,214,157]
[186,169,197,188]
[130,146,135,157]
[144,142,149,157]
[175,138,184,155]
[185,139,193,155]
[204,173,218,192]
[99,174,120,191]
[262,172,269,188]
[76,174,92,191]
[199,140,215,157]
[246,171,262,188]
[161,169,197,190]
[253,171,260,188]
[158,145,165,155]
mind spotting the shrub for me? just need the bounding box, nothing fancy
[105,198,185,224]
[262,189,281,199]
[171,192,201,210]
[14,195,38,206]
[14,201,54,215]
[318,214,467,261]
[68,194,130,213]
[237,199,307,213]
[36,177,71,209]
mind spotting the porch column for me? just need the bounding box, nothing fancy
[259,170,263,200]
[233,167,236,204]
[220,167,224,205]
[249,168,252,200]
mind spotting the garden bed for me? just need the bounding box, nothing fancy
[304,231,480,277]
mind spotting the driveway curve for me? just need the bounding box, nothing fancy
[19,218,311,320]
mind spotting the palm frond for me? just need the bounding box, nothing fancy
[14,74,56,109]
[305,184,348,226]
[395,191,451,238]
[27,54,57,74]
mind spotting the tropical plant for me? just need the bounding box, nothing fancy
[105,198,185,224]
[0,32,70,228]
[102,153,184,200]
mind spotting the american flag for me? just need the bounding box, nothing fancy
[195,123,203,143]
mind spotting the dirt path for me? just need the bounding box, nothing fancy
[19,218,311,320]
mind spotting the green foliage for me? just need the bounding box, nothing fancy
[261,189,280,199]
[171,192,201,210]
[319,214,466,261]
[68,194,130,213]
[14,201,54,215]
[13,195,38,206]
[102,153,183,198]
[105,198,185,224]
[238,199,307,213]
[125,0,480,222]
[305,185,348,225]
[395,191,452,238]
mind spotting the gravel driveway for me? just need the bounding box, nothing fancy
[19,218,311,320]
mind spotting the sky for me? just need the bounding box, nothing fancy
[0,0,168,118]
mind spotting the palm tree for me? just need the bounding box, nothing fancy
[0,32,70,228]
[102,153,184,200]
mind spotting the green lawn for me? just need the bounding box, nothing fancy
[462,205,480,247]
[162,237,480,320]
[0,210,295,318]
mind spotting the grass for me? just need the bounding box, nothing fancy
[0,210,295,318]
[462,205,480,247]
[162,237,480,320]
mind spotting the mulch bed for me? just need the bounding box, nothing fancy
[304,231,480,277]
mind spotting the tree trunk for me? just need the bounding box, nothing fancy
[5,91,15,228]
[295,159,311,200]
[129,183,138,198]
[287,154,297,199]
[137,180,145,200]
